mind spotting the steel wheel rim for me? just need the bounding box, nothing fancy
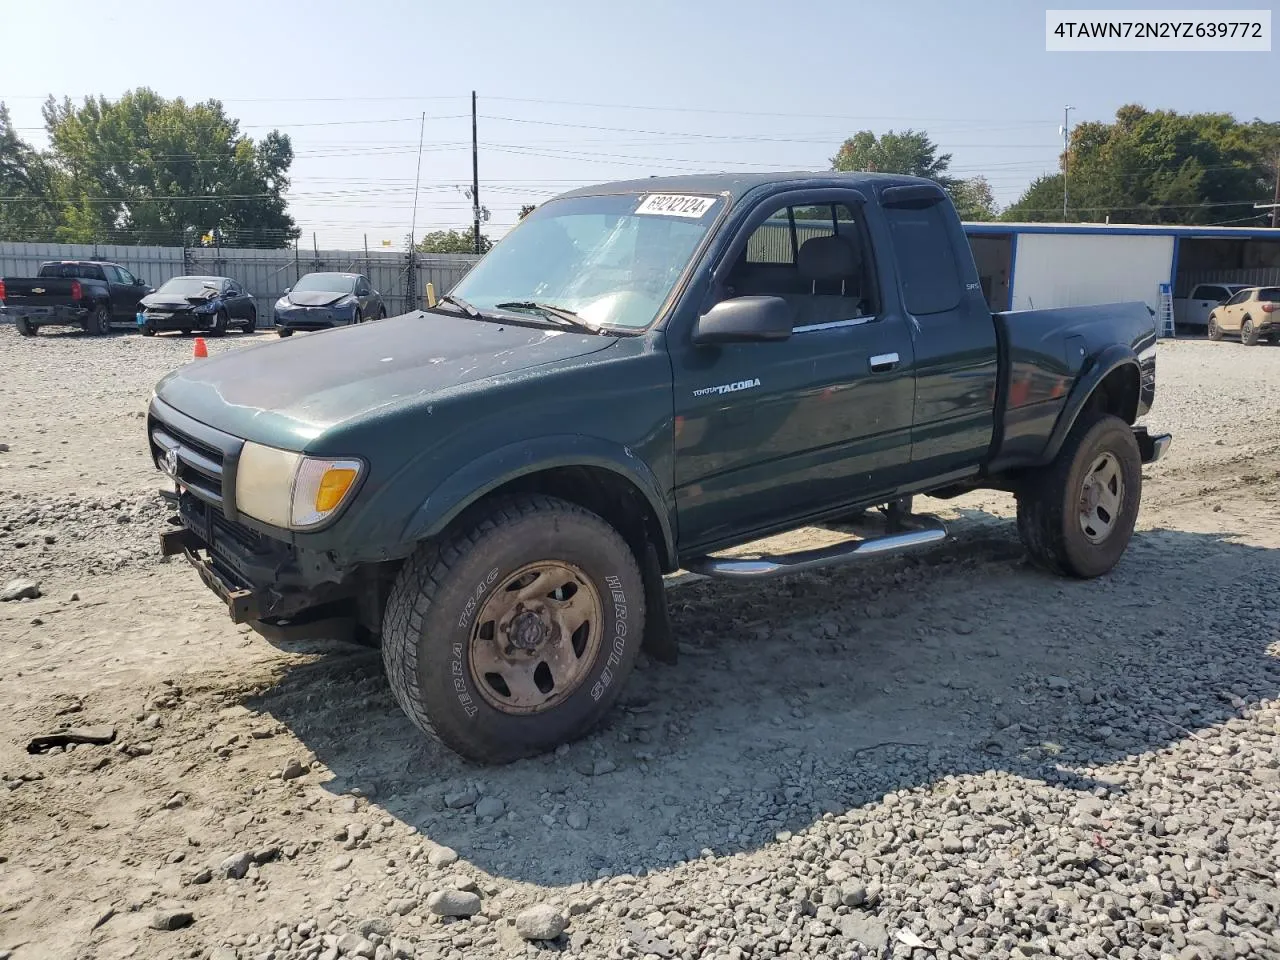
[1078,451,1124,544]
[467,560,604,716]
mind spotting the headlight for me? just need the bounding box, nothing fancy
[235,441,363,530]
[195,301,217,314]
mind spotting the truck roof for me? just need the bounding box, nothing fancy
[555,171,938,202]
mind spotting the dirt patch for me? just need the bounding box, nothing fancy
[1,325,1278,960]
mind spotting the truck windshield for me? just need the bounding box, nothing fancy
[448,192,723,330]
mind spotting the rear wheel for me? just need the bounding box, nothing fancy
[88,304,111,336]
[1241,317,1259,346]
[1208,316,1224,341]
[15,315,36,337]
[381,495,644,764]
[1015,411,1142,579]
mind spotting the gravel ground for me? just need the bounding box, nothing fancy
[1,324,1278,960]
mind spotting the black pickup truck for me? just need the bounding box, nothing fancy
[1,260,151,335]
[148,172,1170,763]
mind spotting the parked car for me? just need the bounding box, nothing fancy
[1207,286,1280,345]
[1172,282,1251,332]
[273,272,384,337]
[148,171,1170,764]
[1,260,151,335]
[138,276,256,336]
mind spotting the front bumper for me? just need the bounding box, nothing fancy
[141,311,208,330]
[274,307,351,330]
[159,493,352,624]
[1135,427,1172,464]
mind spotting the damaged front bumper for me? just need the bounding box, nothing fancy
[158,492,351,624]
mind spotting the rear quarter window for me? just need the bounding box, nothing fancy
[884,203,962,315]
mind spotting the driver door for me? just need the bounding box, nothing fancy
[668,191,916,551]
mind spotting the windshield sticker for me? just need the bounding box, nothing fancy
[635,194,717,218]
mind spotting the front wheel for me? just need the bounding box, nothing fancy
[243,309,257,333]
[209,310,228,337]
[1208,316,1224,341]
[1241,317,1259,346]
[1015,412,1142,579]
[141,321,157,337]
[276,328,293,338]
[382,495,645,764]
[352,309,363,326]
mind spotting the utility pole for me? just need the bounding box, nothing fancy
[406,111,425,312]
[1271,156,1280,228]
[472,90,481,255]
[1061,105,1075,221]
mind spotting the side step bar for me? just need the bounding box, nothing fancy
[685,515,949,580]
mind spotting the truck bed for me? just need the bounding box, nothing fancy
[990,301,1157,469]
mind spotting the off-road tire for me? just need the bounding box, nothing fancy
[1207,316,1224,341]
[1241,317,1259,346]
[381,494,645,764]
[15,315,36,336]
[1015,412,1142,579]
[88,303,111,336]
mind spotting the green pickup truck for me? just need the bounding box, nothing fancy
[148,172,1170,763]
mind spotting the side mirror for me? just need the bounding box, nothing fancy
[692,296,794,346]
[284,287,291,294]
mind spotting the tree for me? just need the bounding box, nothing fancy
[832,129,952,181]
[36,88,298,246]
[417,229,491,254]
[949,176,997,221]
[0,102,58,240]
[831,128,997,218]
[1004,105,1277,224]
[518,204,537,220]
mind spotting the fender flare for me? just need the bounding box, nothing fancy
[1038,344,1139,465]
[400,434,676,565]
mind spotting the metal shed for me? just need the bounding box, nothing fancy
[964,222,1280,315]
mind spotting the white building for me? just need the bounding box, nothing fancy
[965,222,1280,315]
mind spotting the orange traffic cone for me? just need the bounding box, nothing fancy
[192,337,208,359]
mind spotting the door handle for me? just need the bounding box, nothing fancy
[869,352,900,373]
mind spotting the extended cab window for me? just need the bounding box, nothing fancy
[728,201,878,327]
[1195,285,1228,302]
[885,202,962,315]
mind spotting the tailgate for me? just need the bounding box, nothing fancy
[2,278,78,306]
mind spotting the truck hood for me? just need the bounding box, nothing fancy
[153,310,616,447]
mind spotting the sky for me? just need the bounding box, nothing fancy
[2,0,1277,248]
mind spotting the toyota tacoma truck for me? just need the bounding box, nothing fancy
[147,172,1170,764]
[2,260,151,335]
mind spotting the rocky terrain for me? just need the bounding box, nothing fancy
[1,324,1278,960]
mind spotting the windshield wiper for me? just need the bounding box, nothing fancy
[438,293,480,317]
[494,300,602,334]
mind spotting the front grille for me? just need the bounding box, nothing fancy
[148,399,243,515]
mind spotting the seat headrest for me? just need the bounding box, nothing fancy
[797,234,858,282]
